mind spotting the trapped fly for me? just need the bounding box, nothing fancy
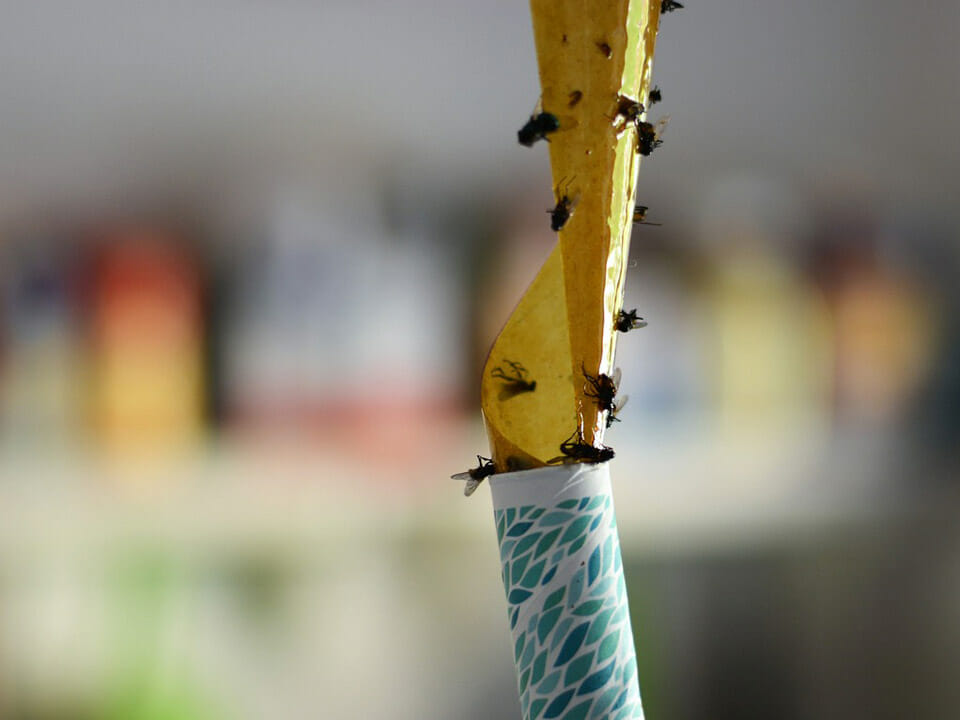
[451,455,496,497]
[491,360,537,400]
[616,309,648,332]
[517,101,560,147]
[583,365,621,416]
[547,176,578,232]
[549,428,615,464]
[632,205,662,226]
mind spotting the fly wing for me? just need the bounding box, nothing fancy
[613,394,629,415]
[611,367,622,389]
[451,470,473,481]
[654,115,671,139]
[464,478,483,496]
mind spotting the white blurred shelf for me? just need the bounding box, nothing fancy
[0,421,900,559]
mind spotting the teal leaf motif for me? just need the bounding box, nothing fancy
[622,656,637,683]
[519,505,534,518]
[572,599,604,617]
[514,632,525,663]
[590,577,615,599]
[510,606,519,630]
[586,608,615,645]
[529,507,545,519]
[509,589,533,604]
[531,649,547,684]
[614,702,638,720]
[568,567,586,606]
[567,534,588,554]
[586,496,604,511]
[496,513,506,542]
[538,511,575,526]
[519,668,530,694]
[588,544,602,585]
[537,669,562,695]
[513,532,541,557]
[511,553,531,585]
[577,659,616,695]
[541,565,558,585]
[563,650,594,685]
[507,521,533,537]
[530,698,547,720]
[557,499,579,510]
[590,512,603,531]
[506,508,516,526]
[543,688,575,718]
[563,700,593,720]
[554,621,589,666]
[520,634,535,669]
[550,617,575,653]
[534,528,562,558]
[560,516,590,544]
[578,497,590,510]
[537,607,562,644]
[543,586,566,611]
[602,536,614,575]
[612,688,629,712]
[593,686,621,717]
[520,559,546,588]
[597,628,620,663]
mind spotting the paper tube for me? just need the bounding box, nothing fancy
[489,462,644,720]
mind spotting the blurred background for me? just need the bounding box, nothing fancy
[1,1,959,718]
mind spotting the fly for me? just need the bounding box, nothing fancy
[661,0,684,13]
[518,104,560,146]
[596,41,613,59]
[451,455,496,497]
[616,309,648,332]
[583,365,621,417]
[632,205,662,226]
[549,428,615,464]
[547,176,578,232]
[636,117,669,156]
[491,360,537,400]
[648,86,662,105]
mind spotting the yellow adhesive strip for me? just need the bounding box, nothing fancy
[482,0,662,470]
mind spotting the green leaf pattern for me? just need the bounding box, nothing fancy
[494,495,643,719]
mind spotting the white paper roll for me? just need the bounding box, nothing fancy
[489,462,644,720]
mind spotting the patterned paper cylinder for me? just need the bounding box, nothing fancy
[490,463,643,720]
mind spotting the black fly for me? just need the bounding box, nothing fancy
[518,112,560,147]
[491,360,537,400]
[596,41,613,59]
[661,0,684,13]
[636,120,664,156]
[614,95,645,130]
[616,309,648,332]
[649,86,662,105]
[451,455,496,497]
[549,428,615,464]
[583,365,621,418]
[632,205,662,226]
[547,177,577,232]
